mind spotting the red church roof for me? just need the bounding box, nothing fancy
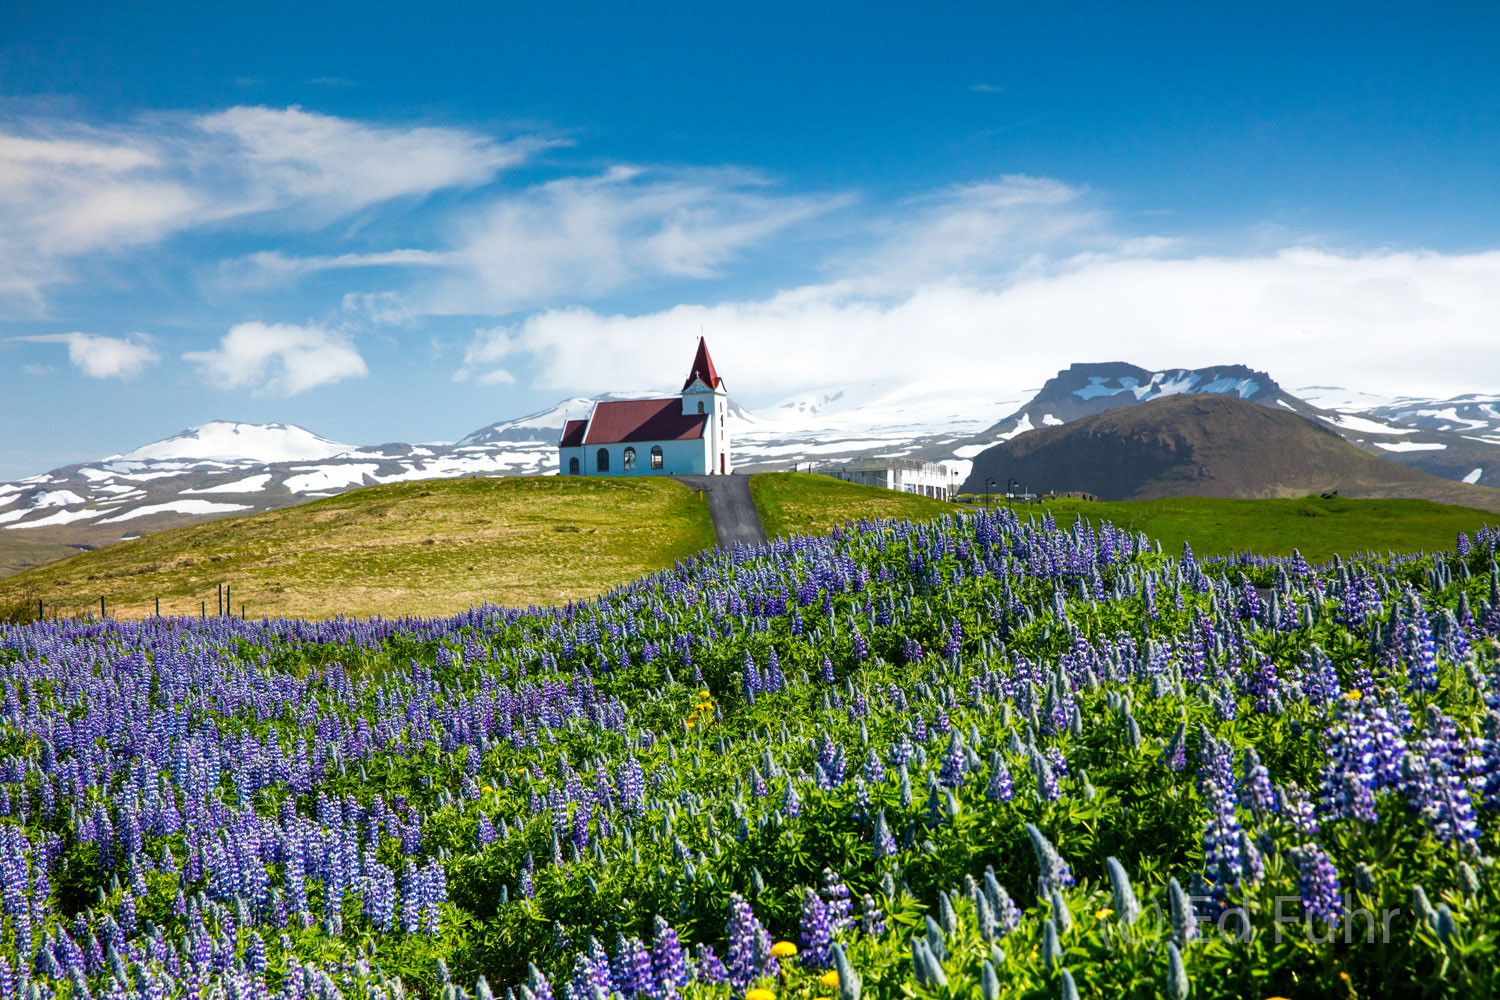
[681,336,724,392]
[559,419,587,447]
[582,398,707,445]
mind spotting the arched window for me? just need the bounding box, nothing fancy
[568,456,579,475]
[596,448,610,472]
[650,445,663,470]
[623,447,637,470]
[697,401,705,413]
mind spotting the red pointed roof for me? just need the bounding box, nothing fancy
[559,419,587,447]
[681,336,724,392]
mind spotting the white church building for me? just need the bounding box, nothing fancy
[558,337,733,477]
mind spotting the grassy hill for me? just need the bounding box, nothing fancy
[750,472,956,538]
[965,493,1496,562]
[0,477,716,621]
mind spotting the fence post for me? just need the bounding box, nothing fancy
[37,599,42,621]
[155,597,160,617]
[100,595,105,619]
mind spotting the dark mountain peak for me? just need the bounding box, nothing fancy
[961,393,1500,511]
[983,362,1297,437]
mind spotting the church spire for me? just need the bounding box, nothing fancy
[681,335,724,392]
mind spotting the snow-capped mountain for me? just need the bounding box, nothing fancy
[948,368,1500,491]
[118,421,356,463]
[3,368,1496,579]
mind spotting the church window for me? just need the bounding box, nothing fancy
[568,456,579,475]
[623,447,637,470]
[650,445,663,469]
[697,401,705,414]
[596,448,610,472]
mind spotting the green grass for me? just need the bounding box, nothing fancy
[0,476,715,621]
[964,493,1497,562]
[750,472,958,538]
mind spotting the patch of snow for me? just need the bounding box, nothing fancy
[99,500,253,524]
[998,413,1035,441]
[0,508,29,525]
[1374,441,1447,452]
[283,464,380,493]
[1295,385,1410,411]
[0,494,15,509]
[1326,413,1416,435]
[1041,413,1063,427]
[92,483,139,495]
[110,470,191,482]
[124,421,353,463]
[1463,468,1483,484]
[181,474,273,495]
[32,490,86,508]
[952,442,992,459]
[6,508,104,529]
[120,535,139,541]
[76,468,117,481]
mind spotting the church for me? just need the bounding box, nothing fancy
[558,337,733,477]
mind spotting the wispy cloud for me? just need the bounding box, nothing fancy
[14,332,159,379]
[0,106,549,310]
[183,321,367,395]
[340,165,850,320]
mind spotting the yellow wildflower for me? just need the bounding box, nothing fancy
[1345,690,1363,701]
[481,785,494,794]
[770,941,798,958]
[1094,907,1114,919]
[698,689,711,698]
[746,990,776,1000]
[819,971,840,989]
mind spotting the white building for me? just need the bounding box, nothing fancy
[814,458,961,501]
[558,338,733,476]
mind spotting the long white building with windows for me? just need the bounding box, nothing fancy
[814,457,961,500]
[558,338,733,477]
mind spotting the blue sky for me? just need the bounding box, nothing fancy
[3,1,1499,478]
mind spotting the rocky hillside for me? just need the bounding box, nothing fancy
[960,394,1500,514]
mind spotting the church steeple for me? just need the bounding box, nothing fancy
[681,336,724,392]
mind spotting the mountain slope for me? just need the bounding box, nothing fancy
[960,394,1500,513]
[960,363,1500,489]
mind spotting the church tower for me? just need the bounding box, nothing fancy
[680,337,731,474]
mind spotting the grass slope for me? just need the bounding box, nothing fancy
[970,494,1496,562]
[750,472,956,538]
[0,477,715,621]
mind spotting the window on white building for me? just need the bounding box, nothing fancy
[623,447,637,470]
[651,446,663,469]
[596,448,610,472]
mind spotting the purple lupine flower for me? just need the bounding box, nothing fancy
[724,893,775,988]
[1240,748,1276,819]
[1292,844,1342,927]
[938,731,965,789]
[873,810,897,859]
[693,944,727,985]
[651,916,688,994]
[986,752,1014,802]
[1026,823,1074,894]
[799,888,832,968]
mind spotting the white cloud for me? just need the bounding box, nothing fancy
[193,105,543,221]
[418,166,845,316]
[477,367,516,386]
[15,332,159,379]
[183,321,367,395]
[0,107,545,310]
[465,247,1500,402]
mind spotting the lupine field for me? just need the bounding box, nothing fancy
[3,509,1500,1000]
